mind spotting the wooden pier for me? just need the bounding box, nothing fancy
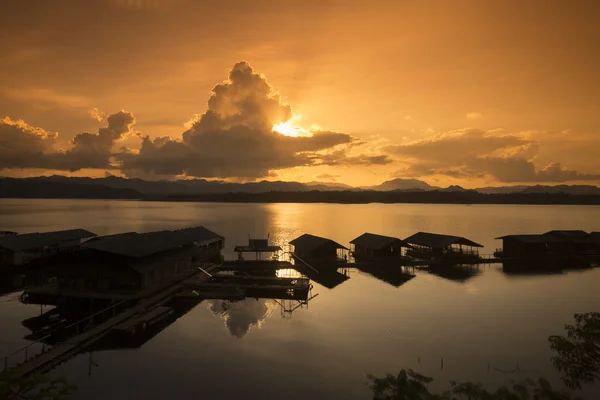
[2,264,221,377]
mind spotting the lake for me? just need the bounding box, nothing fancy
[1,199,599,399]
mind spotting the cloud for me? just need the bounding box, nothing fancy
[0,111,135,171]
[0,117,58,169]
[116,61,357,179]
[316,149,392,167]
[90,108,106,122]
[470,158,600,182]
[59,110,135,170]
[467,112,482,119]
[387,128,599,183]
[2,87,91,109]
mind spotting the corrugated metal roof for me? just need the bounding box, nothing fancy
[234,245,282,252]
[545,230,590,238]
[495,234,566,244]
[128,245,201,273]
[0,229,97,252]
[350,233,410,249]
[404,232,483,249]
[83,226,223,258]
[289,234,348,252]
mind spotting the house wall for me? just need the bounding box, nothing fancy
[293,244,340,261]
[354,243,403,259]
[57,263,141,293]
[502,239,548,257]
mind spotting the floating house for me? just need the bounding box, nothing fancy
[496,230,600,258]
[545,230,600,255]
[404,232,483,261]
[0,229,97,267]
[592,232,600,252]
[494,234,567,258]
[289,234,349,262]
[23,226,224,302]
[233,238,282,261]
[350,232,411,261]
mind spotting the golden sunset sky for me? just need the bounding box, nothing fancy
[1,0,599,187]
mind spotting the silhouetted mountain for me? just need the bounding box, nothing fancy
[519,185,600,195]
[39,175,345,194]
[363,178,438,191]
[0,178,141,199]
[476,184,600,195]
[440,185,470,192]
[1,176,599,201]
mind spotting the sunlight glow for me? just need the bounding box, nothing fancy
[272,115,312,137]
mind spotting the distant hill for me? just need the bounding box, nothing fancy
[0,178,141,199]
[39,176,346,194]
[1,176,599,200]
[476,184,600,195]
[363,178,438,191]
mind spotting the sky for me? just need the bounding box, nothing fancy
[1,0,599,188]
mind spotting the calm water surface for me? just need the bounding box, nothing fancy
[1,199,599,399]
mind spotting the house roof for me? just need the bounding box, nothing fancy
[83,226,223,258]
[234,245,282,252]
[128,245,201,273]
[349,233,410,250]
[404,232,483,249]
[545,230,598,244]
[234,239,281,252]
[289,234,348,253]
[495,234,566,243]
[545,230,590,238]
[0,229,97,252]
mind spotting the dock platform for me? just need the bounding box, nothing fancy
[3,264,221,377]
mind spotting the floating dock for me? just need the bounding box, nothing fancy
[2,264,221,376]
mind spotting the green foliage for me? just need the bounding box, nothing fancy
[367,370,581,400]
[549,312,600,389]
[0,370,77,400]
[367,369,443,400]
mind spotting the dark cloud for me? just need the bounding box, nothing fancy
[315,149,392,167]
[388,129,599,183]
[0,117,57,169]
[116,61,356,178]
[470,158,600,183]
[0,111,134,171]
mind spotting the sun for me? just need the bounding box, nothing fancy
[272,115,312,137]
[273,120,300,137]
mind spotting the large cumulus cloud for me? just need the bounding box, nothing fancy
[0,117,58,169]
[387,129,600,183]
[0,111,134,171]
[116,61,358,178]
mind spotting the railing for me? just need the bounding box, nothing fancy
[1,298,129,372]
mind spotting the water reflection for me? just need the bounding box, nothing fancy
[419,264,481,283]
[502,259,596,277]
[207,298,278,338]
[294,265,350,289]
[356,265,415,288]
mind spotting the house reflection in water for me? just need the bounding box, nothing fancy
[356,265,415,288]
[420,264,481,283]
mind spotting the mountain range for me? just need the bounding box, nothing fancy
[1,176,600,197]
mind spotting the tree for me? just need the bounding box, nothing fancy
[367,370,581,400]
[549,312,600,389]
[0,371,77,400]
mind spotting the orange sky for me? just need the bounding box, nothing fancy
[1,0,599,187]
